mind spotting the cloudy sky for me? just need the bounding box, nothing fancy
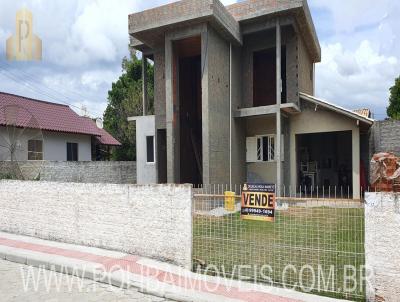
[0,0,398,119]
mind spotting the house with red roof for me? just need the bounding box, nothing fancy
[0,92,120,162]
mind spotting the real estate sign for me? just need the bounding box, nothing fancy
[241,183,275,222]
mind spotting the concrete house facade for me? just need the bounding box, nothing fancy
[129,0,373,198]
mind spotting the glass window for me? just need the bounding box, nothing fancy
[146,136,154,163]
[255,135,275,162]
[28,140,43,160]
[67,142,78,161]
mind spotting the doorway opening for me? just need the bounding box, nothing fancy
[253,46,286,106]
[174,36,202,185]
[296,131,352,195]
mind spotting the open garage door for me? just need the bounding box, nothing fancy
[296,131,352,195]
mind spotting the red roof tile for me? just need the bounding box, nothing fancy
[0,92,120,146]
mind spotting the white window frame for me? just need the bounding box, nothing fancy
[246,134,284,163]
[28,139,43,161]
[256,135,275,162]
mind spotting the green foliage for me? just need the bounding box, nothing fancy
[0,172,16,180]
[103,51,154,160]
[387,76,400,120]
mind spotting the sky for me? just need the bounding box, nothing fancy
[0,0,398,120]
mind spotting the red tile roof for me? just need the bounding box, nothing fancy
[353,108,371,118]
[0,92,120,146]
[80,117,121,146]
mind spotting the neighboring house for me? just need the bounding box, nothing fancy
[0,92,120,162]
[128,0,374,198]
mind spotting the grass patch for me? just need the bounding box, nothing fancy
[193,206,365,301]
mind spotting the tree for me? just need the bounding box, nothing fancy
[103,52,154,160]
[387,76,400,120]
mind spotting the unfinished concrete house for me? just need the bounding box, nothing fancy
[128,0,374,198]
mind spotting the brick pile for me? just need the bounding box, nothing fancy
[370,152,400,192]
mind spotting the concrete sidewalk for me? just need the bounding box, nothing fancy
[0,232,348,302]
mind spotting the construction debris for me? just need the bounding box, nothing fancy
[370,152,400,192]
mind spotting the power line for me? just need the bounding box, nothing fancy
[0,62,104,117]
[1,60,101,109]
[0,63,103,117]
[0,67,103,118]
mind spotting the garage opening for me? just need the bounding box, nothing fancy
[253,46,286,106]
[174,36,202,185]
[297,131,352,196]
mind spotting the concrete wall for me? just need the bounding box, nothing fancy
[289,102,361,199]
[0,181,192,268]
[0,161,136,183]
[365,192,400,301]
[154,49,166,130]
[371,119,400,156]
[44,131,92,161]
[298,35,314,95]
[241,25,299,108]
[230,44,246,185]
[203,25,230,184]
[132,115,157,184]
[0,127,92,161]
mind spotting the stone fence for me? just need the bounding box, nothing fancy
[0,161,136,184]
[365,192,400,301]
[0,181,192,268]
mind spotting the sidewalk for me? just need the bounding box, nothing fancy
[0,232,348,302]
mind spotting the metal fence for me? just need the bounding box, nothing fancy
[192,184,365,300]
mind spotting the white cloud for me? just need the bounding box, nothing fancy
[308,1,400,118]
[309,0,394,33]
[315,40,398,116]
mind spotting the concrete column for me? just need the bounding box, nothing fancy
[276,19,282,196]
[229,43,232,189]
[165,38,176,183]
[142,55,148,116]
[352,127,360,199]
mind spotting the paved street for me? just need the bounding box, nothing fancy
[0,259,173,302]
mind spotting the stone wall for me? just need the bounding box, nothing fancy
[0,181,192,268]
[0,161,136,184]
[365,192,400,301]
[371,119,400,156]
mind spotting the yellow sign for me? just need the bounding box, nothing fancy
[241,183,276,222]
[6,8,42,61]
[224,191,235,212]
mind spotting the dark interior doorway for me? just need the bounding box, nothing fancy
[297,131,352,193]
[174,36,202,185]
[253,46,286,106]
[157,129,167,183]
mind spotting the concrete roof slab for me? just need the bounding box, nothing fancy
[129,0,241,49]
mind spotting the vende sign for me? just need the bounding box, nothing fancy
[241,183,276,222]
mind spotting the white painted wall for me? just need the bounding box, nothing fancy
[131,116,157,184]
[0,126,92,161]
[365,192,400,301]
[0,180,192,268]
[43,131,92,161]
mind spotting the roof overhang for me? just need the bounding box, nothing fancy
[129,0,242,50]
[300,93,374,126]
[226,0,321,62]
[234,103,300,118]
